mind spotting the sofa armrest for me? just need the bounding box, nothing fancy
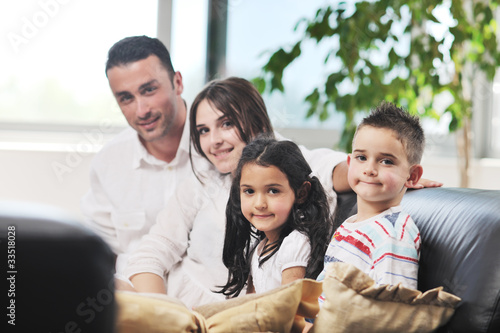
[0,201,116,332]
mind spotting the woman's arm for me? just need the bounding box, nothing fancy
[130,273,167,293]
[123,178,202,292]
[408,178,443,189]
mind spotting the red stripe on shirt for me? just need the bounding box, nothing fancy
[375,220,391,236]
[335,234,372,256]
[400,215,410,240]
[373,252,419,265]
[355,229,376,248]
[414,233,420,244]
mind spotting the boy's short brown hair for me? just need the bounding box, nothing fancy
[355,102,425,165]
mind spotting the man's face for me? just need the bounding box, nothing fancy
[107,55,183,143]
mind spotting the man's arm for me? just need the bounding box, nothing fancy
[81,167,121,253]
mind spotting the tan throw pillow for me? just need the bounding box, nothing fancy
[195,279,323,333]
[312,262,461,333]
[115,291,208,333]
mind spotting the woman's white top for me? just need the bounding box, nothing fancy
[250,230,311,294]
[124,169,230,309]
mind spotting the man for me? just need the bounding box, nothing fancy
[81,36,211,277]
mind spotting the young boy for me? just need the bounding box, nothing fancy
[318,102,424,301]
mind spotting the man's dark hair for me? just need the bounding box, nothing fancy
[105,35,175,82]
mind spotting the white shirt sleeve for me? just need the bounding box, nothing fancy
[80,160,121,253]
[278,230,311,272]
[299,145,347,197]
[123,177,205,280]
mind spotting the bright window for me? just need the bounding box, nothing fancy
[0,0,158,127]
[226,0,345,130]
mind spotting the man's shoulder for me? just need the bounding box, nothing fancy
[97,127,136,153]
[92,128,137,165]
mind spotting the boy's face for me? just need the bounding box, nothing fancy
[347,126,417,209]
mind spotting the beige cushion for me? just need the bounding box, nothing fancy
[115,291,207,333]
[195,279,322,333]
[116,279,322,333]
[312,262,461,333]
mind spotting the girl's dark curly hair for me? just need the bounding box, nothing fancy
[218,136,333,297]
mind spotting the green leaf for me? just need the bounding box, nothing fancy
[251,77,266,94]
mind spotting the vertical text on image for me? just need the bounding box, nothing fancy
[6,225,17,326]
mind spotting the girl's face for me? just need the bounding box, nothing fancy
[196,99,247,174]
[240,163,296,243]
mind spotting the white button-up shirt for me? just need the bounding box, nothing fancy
[80,118,210,275]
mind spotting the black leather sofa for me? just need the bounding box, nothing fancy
[335,187,500,333]
[0,201,116,332]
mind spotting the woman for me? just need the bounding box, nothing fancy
[120,77,344,308]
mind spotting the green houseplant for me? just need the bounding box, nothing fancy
[254,0,499,187]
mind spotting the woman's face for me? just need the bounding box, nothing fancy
[195,99,247,174]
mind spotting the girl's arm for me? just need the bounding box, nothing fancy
[246,275,255,294]
[282,266,306,286]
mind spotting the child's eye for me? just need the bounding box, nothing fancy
[355,155,366,162]
[381,159,394,165]
[242,188,254,195]
[268,188,280,194]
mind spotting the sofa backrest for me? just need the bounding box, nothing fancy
[0,201,116,332]
[335,187,500,333]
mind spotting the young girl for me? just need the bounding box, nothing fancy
[218,137,333,297]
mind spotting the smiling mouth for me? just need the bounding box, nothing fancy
[212,148,233,158]
[252,214,273,219]
[360,181,381,185]
[138,116,160,130]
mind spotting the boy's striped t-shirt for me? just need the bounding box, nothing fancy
[318,206,420,305]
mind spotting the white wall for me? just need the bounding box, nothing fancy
[1,129,499,220]
[0,148,93,220]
